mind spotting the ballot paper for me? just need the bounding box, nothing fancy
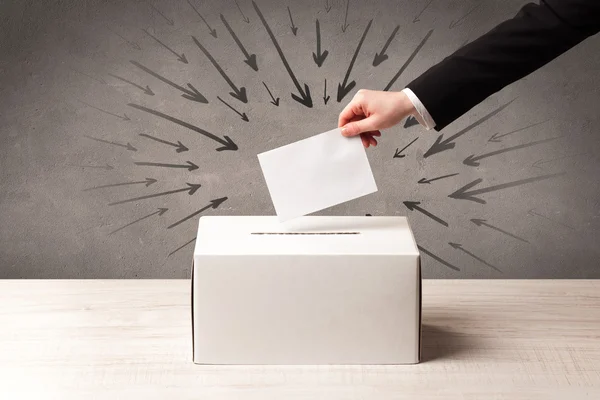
[257,127,378,222]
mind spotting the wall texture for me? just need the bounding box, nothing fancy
[1,0,599,279]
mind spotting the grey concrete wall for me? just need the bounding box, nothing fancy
[1,0,599,278]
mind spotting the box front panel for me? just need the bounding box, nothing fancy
[193,254,420,364]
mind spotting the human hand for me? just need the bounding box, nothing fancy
[338,89,416,148]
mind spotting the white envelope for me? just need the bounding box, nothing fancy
[257,127,378,222]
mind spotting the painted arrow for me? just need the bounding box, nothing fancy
[325,0,332,13]
[128,103,238,151]
[463,137,558,167]
[220,14,258,71]
[424,99,516,158]
[109,207,168,235]
[449,4,480,29]
[418,173,458,184]
[262,82,280,106]
[142,29,186,63]
[287,6,298,36]
[70,163,114,170]
[417,245,460,272]
[134,160,199,171]
[217,96,249,122]
[70,68,106,85]
[130,61,207,103]
[404,115,420,128]
[449,173,564,204]
[108,73,154,95]
[169,237,196,257]
[403,201,449,227]
[84,135,137,151]
[107,28,141,50]
[528,208,574,230]
[192,36,248,103]
[253,1,312,108]
[78,100,129,121]
[313,19,329,67]
[341,0,350,32]
[532,152,589,169]
[83,178,157,192]
[234,0,250,23]
[323,79,330,104]
[383,29,433,91]
[337,19,372,102]
[393,137,418,158]
[187,0,217,38]
[449,242,501,273]
[144,0,174,25]
[413,0,434,23]
[139,133,188,153]
[168,197,228,229]
[108,183,201,206]
[373,25,399,67]
[470,218,529,243]
[489,119,551,142]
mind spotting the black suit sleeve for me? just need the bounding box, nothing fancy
[406,0,600,131]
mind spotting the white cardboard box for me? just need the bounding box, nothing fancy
[191,216,421,365]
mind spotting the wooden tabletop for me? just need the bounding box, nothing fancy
[1,280,599,400]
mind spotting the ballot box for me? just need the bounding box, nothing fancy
[191,216,421,365]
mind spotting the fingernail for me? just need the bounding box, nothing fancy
[341,127,348,136]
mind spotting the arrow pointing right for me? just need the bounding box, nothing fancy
[470,218,529,243]
[134,160,199,171]
[187,0,217,38]
[403,201,449,227]
[130,61,207,103]
[142,29,186,62]
[220,13,258,71]
[108,183,202,206]
[109,208,168,235]
[83,178,157,192]
[139,133,188,153]
[262,82,280,106]
[449,242,501,273]
[168,197,228,229]
[84,135,137,151]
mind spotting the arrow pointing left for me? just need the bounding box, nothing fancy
[403,201,449,227]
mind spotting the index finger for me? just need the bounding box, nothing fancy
[338,100,364,128]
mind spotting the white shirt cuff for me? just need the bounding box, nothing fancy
[401,88,436,130]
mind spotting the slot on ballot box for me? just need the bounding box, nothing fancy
[191,216,421,365]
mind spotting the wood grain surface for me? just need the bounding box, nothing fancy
[0,280,599,399]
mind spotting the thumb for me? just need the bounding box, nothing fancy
[341,117,378,137]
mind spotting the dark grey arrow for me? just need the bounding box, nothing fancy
[192,36,248,103]
[313,19,329,67]
[128,103,238,151]
[187,0,217,38]
[424,99,515,158]
[109,208,168,235]
[383,29,433,91]
[169,237,196,257]
[393,137,418,158]
[337,19,372,102]
[417,245,460,272]
[78,100,130,121]
[489,119,551,142]
[84,135,137,151]
[107,28,142,50]
[373,25,399,67]
[323,79,330,104]
[134,160,199,171]
[168,197,228,229]
[144,0,174,25]
[325,0,332,13]
[449,4,480,29]
[70,163,114,170]
[464,137,558,167]
[130,61,207,103]
[287,6,298,36]
[532,152,589,169]
[418,173,458,184]
[220,14,258,71]
[449,242,501,273]
[217,96,249,122]
[471,218,529,243]
[404,115,420,128]
[403,201,449,227]
[108,183,201,206]
[341,0,350,32]
[142,29,186,63]
[253,1,312,108]
[449,173,564,204]
[262,82,279,106]
[413,0,434,23]
[83,178,157,192]
[139,133,188,153]
[108,73,154,95]
[233,0,250,23]
[528,208,574,230]
[70,68,106,85]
